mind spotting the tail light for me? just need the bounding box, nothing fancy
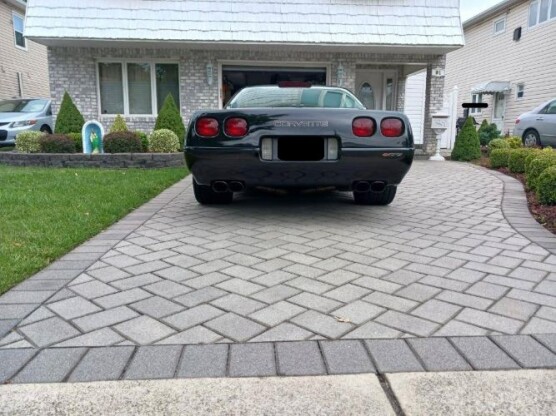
[352,117,376,137]
[224,117,248,137]
[380,118,404,137]
[515,118,520,124]
[196,117,219,137]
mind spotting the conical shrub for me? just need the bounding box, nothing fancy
[54,91,85,134]
[154,94,185,141]
[110,115,128,133]
[451,117,481,161]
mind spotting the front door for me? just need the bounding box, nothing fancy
[355,71,384,110]
[493,92,506,132]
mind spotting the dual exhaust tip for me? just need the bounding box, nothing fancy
[353,181,386,193]
[212,181,245,193]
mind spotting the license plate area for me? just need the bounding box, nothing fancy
[277,137,324,161]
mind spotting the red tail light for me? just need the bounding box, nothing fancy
[196,117,219,137]
[380,118,404,137]
[515,118,520,124]
[224,117,248,137]
[352,117,376,137]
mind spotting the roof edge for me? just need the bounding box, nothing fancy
[463,0,523,29]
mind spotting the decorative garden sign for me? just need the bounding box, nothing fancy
[82,121,104,154]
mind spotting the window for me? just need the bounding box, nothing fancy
[494,18,506,34]
[12,13,26,49]
[385,78,394,110]
[97,62,179,115]
[544,100,556,114]
[470,93,483,114]
[516,84,525,99]
[359,82,376,109]
[529,0,556,26]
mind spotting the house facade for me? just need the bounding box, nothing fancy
[445,0,556,136]
[25,0,463,154]
[0,0,49,99]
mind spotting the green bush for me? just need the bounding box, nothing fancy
[54,91,85,134]
[15,131,43,153]
[149,129,180,153]
[525,149,545,174]
[526,153,556,190]
[103,131,142,153]
[490,148,512,168]
[488,138,510,153]
[109,115,128,133]
[39,134,76,153]
[67,132,83,153]
[154,94,185,143]
[134,131,149,152]
[478,120,501,146]
[508,148,530,173]
[537,165,556,205]
[505,136,522,149]
[451,117,481,161]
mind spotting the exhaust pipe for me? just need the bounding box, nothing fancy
[353,181,371,193]
[228,181,245,193]
[370,181,386,193]
[212,181,230,193]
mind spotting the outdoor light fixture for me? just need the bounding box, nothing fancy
[336,63,345,87]
[206,62,214,86]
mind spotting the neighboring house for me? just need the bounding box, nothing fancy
[25,0,464,154]
[445,0,556,136]
[0,0,49,99]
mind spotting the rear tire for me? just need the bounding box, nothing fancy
[523,129,540,147]
[193,179,233,205]
[40,125,52,134]
[353,185,397,205]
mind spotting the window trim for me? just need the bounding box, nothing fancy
[493,17,506,34]
[96,59,181,117]
[528,0,556,28]
[516,83,525,100]
[12,11,27,51]
[470,93,483,114]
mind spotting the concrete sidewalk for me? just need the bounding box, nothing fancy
[0,370,554,416]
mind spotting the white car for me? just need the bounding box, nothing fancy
[514,98,556,147]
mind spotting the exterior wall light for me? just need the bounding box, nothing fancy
[336,63,345,87]
[206,62,214,86]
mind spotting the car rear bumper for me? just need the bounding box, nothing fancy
[185,147,414,188]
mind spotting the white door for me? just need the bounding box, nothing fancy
[493,92,506,132]
[355,71,384,110]
[403,70,426,145]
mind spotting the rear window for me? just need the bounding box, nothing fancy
[227,87,365,109]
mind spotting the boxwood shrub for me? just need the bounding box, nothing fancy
[15,131,43,153]
[451,117,481,161]
[149,129,180,153]
[525,149,545,174]
[508,148,530,173]
[103,131,142,153]
[537,165,556,205]
[67,132,83,153]
[490,148,512,169]
[488,138,510,153]
[134,131,149,152]
[39,134,76,153]
[110,115,128,133]
[526,153,556,190]
[505,136,522,149]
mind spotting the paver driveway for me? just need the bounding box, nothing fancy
[1,161,555,349]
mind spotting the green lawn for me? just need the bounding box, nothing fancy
[0,166,187,294]
[0,146,15,152]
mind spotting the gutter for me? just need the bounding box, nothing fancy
[463,0,523,29]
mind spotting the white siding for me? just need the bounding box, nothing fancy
[25,0,463,47]
[404,70,427,145]
[445,0,556,135]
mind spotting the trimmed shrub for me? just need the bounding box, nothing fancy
[505,136,522,149]
[103,131,142,153]
[478,121,501,146]
[525,149,545,174]
[67,133,83,153]
[134,131,149,152]
[149,129,180,153]
[451,117,481,161]
[54,91,85,134]
[508,148,530,173]
[526,153,556,190]
[109,115,128,133]
[15,131,43,153]
[537,165,556,205]
[39,134,76,153]
[488,138,510,153]
[154,94,185,143]
[490,148,512,168]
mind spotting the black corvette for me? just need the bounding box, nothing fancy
[185,84,414,205]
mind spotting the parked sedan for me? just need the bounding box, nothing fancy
[515,98,556,147]
[0,99,53,147]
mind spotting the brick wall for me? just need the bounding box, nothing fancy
[0,1,49,99]
[47,46,445,153]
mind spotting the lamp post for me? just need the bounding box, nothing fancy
[429,112,449,161]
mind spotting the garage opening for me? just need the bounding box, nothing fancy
[222,65,327,106]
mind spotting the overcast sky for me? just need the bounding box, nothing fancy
[460,0,505,22]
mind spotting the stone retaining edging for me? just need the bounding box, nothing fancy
[0,152,185,168]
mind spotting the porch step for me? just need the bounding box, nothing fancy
[414,149,452,160]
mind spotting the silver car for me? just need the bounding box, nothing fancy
[514,98,556,147]
[0,98,53,147]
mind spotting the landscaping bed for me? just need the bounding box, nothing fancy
[0,166,187,294]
